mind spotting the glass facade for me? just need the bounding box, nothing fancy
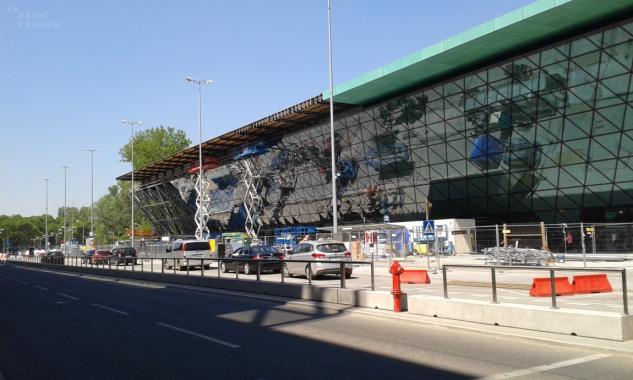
[140,19,633,234]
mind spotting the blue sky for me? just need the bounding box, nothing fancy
[0,0,533,216]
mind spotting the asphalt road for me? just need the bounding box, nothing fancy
[1,263,632,380]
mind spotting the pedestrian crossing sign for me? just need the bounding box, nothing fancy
[422,220,435,241]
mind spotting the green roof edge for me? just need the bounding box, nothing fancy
[322,0,633,105]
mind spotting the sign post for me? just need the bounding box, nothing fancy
[422,220,436,273]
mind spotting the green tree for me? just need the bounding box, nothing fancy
[89,125,191,244]
[119,125,191,168]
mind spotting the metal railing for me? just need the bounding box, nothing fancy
[9,255,376,291]
[441,264,629,315]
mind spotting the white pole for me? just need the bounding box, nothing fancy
[185,77,212,240]
[122,120,143,249]
[327,0,337,235]
[41,178,51,252]
[198,82,203,239]
[83,148,99,242]
[59,165,70,254]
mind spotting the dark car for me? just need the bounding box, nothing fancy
[42,250,64,265]
[91,250,112,264]
[110,247,138,266]
[220,245,283,274]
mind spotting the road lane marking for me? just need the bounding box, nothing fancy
[6,276,13,280]
[92,303,130,316]
[34,285,48,291]
[155,322,239,348]
[481,353,610,379]
[56,292,79,301]
[18,280,29,285]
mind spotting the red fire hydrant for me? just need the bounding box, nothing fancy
[389,260,405,312]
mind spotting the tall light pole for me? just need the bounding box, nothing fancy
[58,165,70,254]
[121,119,143,249]
[185,76,213,240]
[83,148,99,242]
[41,177,51,252]
[327,0,338,235]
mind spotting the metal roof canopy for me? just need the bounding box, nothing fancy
[318,223,408,232]
[323,0,633,106]
[117,95,350,182]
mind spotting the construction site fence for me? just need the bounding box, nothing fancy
[50,222,633,260]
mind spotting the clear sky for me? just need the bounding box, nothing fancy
[0,0,534,216]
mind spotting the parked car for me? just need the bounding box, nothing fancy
[220,245,283,274]
[110,247,138,266]
[163,240,213,271]
[91,250,112,264]
[283,240,352,279]
[42,249,65,265]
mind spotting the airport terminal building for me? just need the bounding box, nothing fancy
[119,0,633,236]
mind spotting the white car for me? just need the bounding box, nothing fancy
[283,240,352,279]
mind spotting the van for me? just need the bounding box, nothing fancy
[163,240,214,270]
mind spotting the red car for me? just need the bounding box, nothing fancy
[91,250,112,264]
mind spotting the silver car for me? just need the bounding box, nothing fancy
[283,240,352,279]
[163,240,213,270]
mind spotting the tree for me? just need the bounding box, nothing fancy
[89,125,191,244]
[119,125,191,168]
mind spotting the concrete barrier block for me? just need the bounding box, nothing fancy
[301,286,338,303]
[408,295,633,341]
[336,289,406,311]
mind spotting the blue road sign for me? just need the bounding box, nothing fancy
[422,220,435,241]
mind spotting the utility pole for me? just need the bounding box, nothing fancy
[41,177,51,252]
[58,165,70,254]
[185,76,213,240]
[327,0,338,235]
[121,120,143,249]
[83,148,99,244]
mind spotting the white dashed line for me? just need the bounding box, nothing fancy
[481,353,610,379]
[92,303,130,316]
[33,285,48,291]
[56,292,79,301]
[156,322,239,348]
[18,280,29,285]
[6,276,13,280]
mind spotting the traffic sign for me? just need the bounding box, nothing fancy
[422,220,435,241]
[383,214,390,223]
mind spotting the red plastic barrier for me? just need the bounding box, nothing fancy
[572,274,613,294]
[400,269,430,284]
[529,277,575,297]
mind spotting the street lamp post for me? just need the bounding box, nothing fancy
[327,0,338,235]
[41,177,51,252]
[58,165,70,254]
[185,76,213,240]
[121,119,143,249]
[83,148,99,243]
